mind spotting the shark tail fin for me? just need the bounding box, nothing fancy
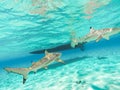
[71,39,78,48]
[4,67,30,84]
[78,42,86,51]
[70,31,78,48]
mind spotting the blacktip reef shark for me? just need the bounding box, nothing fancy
[30,27,120,54]
[4,51,64,84]
[71,27,120,47]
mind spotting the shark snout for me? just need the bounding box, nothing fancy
[4,68,8,70]
[4,67,11,72]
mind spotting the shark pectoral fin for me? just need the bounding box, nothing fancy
[56,59,65,64]
[44,66,48,69]
[103,36,109,40]
[96,36,102,42]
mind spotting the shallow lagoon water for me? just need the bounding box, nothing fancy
[0,0,120,90]
[1,35,120,90]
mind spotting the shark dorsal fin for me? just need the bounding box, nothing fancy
[90,27,95,33]
[45,50,49,55]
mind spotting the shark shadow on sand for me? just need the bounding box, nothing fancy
[42,56,92,70]
[30,43,85,54]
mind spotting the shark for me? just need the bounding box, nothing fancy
[71,27,120,47]
[4,51,64,84]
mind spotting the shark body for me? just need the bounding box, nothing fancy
[71,27,120,47]
[4,51,64,84]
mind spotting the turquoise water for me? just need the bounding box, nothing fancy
[0,0,120,90]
